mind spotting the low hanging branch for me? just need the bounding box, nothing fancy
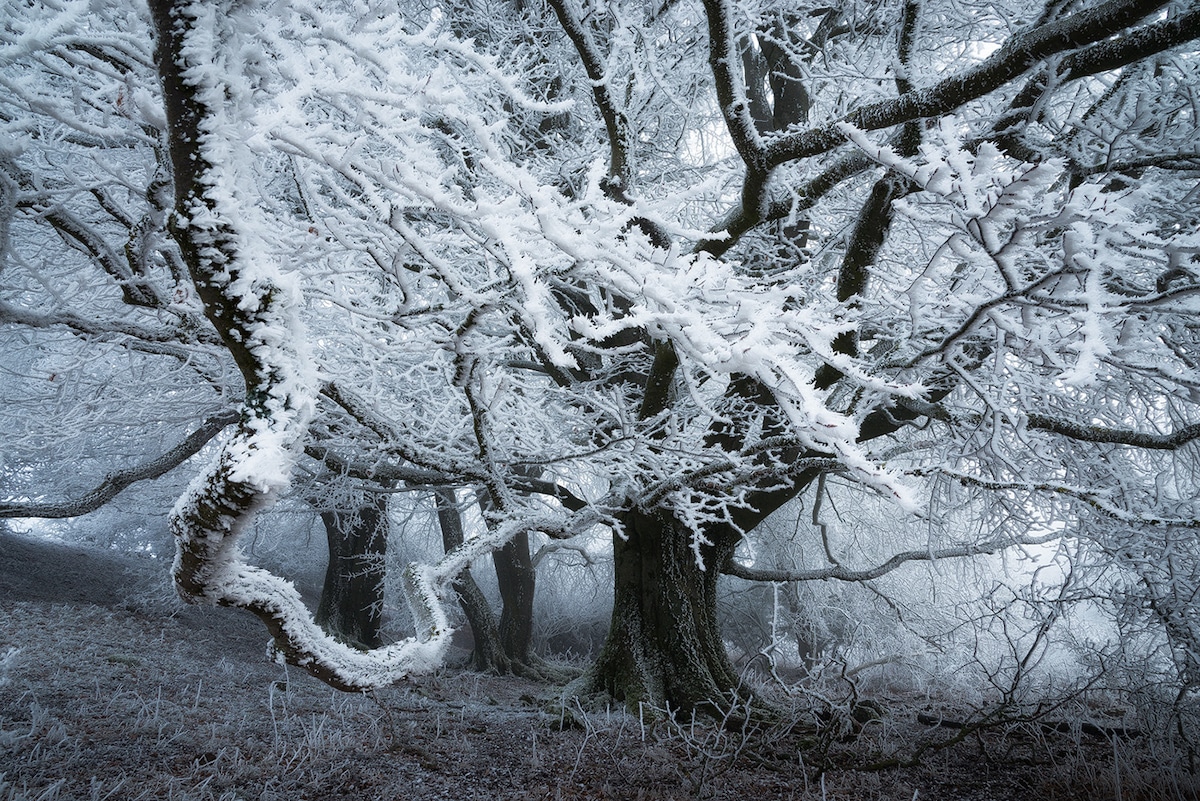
[0,411,238,519]
[0,301,224,373]
[150,0,448,691]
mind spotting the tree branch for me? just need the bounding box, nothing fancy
[150,0,437,694]
[544,0,632,197]
[696,0,772,256]
[0,299,220,349]
[1026,414,1200,450]
[764,0,1176,168]
[0,411,238,519]
[724,529,1064,582]
[927,469,1200,528]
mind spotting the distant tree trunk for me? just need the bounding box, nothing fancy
[493,530,536,664]
[581,509,742,714]
[315,494,388,650]
[478,473,541,670]
[434,488,509,673]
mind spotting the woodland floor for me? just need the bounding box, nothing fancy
[1,529,1197,801]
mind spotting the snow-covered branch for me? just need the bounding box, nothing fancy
[149,0,453,689]
[0,411,237,519]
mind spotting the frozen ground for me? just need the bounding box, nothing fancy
[0,529,1194,800]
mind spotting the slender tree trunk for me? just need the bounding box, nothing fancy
[479,476,540,669]
[315,495,388,649]
[434,488,509,673]
[581,509,741,714]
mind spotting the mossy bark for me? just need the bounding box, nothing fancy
[582,509,741,715]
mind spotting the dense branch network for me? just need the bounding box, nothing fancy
[0,411,238,519]
[3,0,1199,707]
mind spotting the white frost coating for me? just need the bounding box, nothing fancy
[175,0,318,489]
[164,0,955,678]
[1050,182,1153,387]
[212,560,450,687]
[0,647,19,688]
[548,227,925,501]
[1058,221,1111,387]
[840,117,1156,393]
[165,0,459,691]
[0,0,89,63]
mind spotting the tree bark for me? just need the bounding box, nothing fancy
[493,530,536,664]
[150,0,447,691]
[580,509,742,714]
[434,488,509,673]
[315,495,388,650]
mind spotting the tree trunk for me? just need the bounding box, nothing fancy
[434,488,510,673]
[315,496,388,650]
[581,509,741,715]
[493,531,536,664]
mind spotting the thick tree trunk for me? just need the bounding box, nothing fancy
[582,509,741,715]
[315,496,388,650]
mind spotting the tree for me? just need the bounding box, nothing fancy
[3,0,1199,717]
[313,486,390,650]
[0,0,238,532]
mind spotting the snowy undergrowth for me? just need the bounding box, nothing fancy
[0,601,408,800]
[4,592,1196,800]
[4,535,1198,800]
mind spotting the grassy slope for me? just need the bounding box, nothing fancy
[1,529,1195,800]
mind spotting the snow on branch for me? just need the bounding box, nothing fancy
[544,0,633,192]
[763,0,1179,167]
[0,411,238,519]
[151,0,453,689]
[927,469,1200,528]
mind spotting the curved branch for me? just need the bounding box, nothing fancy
[702,0,766,174]
[764,0,1177,168]
[544,0,632,196]
[997,8,1200,155]
[4,154,165,308]
[709,4,1199,258]
[0,411,238,519]
[150,0,449,693]
[696,0,771,256]
[27,203,164,308]
[724,529,1064,582]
